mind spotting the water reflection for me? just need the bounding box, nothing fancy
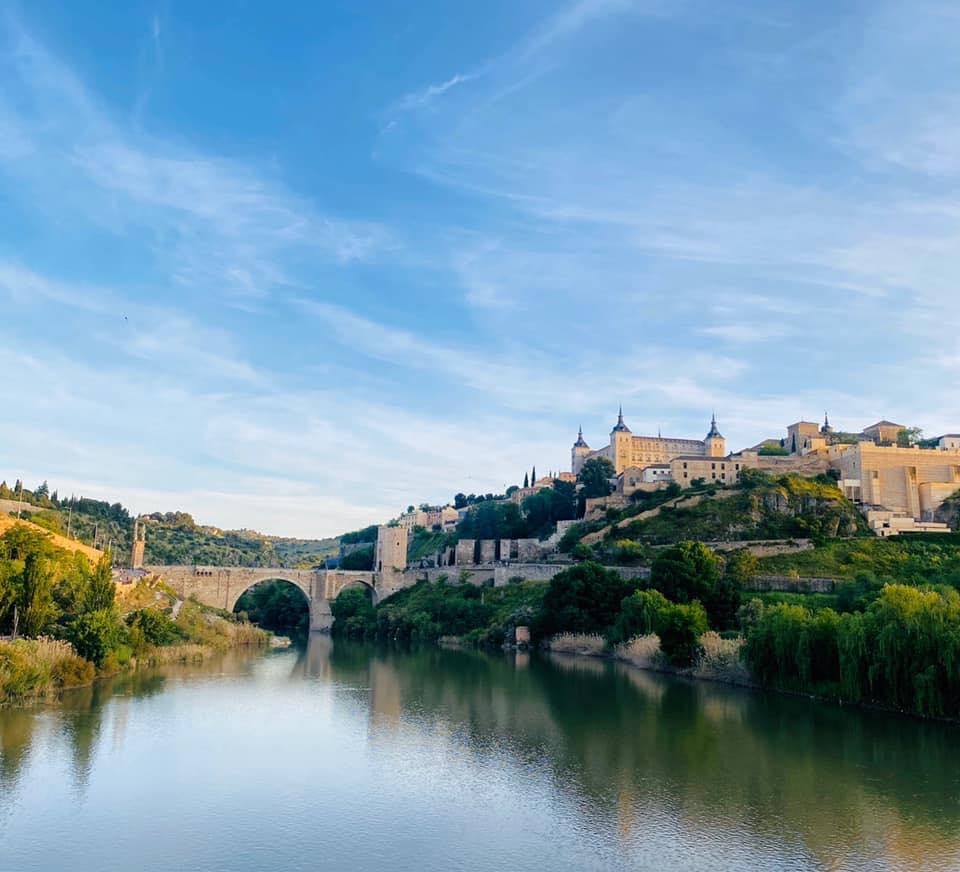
[310,639,960,870]
[1,640,958,871]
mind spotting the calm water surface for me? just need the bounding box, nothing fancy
[1,639,959,871]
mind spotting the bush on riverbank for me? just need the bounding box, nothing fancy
[0,638,95,703]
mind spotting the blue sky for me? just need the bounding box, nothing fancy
[1,0,959,537]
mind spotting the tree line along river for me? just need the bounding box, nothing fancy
[1,639,958,871]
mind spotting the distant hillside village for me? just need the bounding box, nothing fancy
[359,409,960,571]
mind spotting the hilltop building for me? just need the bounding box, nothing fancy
[785,416,910,456]
[397,505,459,533]
[572,409,725,476]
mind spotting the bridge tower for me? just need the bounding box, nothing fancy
[131,518,146,569]
[375,525,408,597]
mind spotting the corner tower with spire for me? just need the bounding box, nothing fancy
[571,426,592,475]
[705,413,726,457]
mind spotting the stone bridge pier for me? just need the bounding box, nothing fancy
[145,565,382,632]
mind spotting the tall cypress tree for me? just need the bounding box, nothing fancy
[523,473,529,488]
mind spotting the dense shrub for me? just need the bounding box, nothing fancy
[68,609,127,666]
[650,541,740,630]
[127,608,183,649]
[535,562,640,639]
[330,587,377,637]
[340,547,374,571]
[610,589,670,644]
[656,601,709,667]
[742,584,960,718]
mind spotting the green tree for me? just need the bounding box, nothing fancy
[127,608,183,649]
[83,553,116,613]
[330,587,377,637]
[725,549,759,586]
[897,427,922,447]
[340,547,374,571]
[535,561,639,638]
[610,588,670,644]
[650,541,738,629]
[656,601,708,667]
[235,580,310,637]
[69,609,126,665]
[550,479,578,522]
[19,551,57,637]
[578,456,615,498]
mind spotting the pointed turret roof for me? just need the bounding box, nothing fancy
[612,405,631,433]
[706,413,723,439]
[573,425,590,448]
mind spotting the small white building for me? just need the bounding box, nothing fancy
[939,434,960,451]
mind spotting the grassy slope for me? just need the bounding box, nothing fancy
[0,515,103,564]
[613,475,863,545]
[759,535,960,584]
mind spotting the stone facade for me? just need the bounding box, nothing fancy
[572,410,724,476]
[830,442,960,520]
[375,524,408,573]
[456,539,476,565]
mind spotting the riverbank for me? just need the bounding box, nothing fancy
[541,629,960,724]
[544,630,755,686]
[0,629,271,707]
[0,588,272,707]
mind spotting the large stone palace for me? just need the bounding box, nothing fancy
[571,409,960,536]
[572,409,726,476]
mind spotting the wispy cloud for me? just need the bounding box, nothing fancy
[0,16,387,304]
[394,72,479,112]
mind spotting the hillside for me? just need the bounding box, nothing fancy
[0,514,104,563]
[603,473,864,546]
[141,521,338,567]
[6,493,339,568]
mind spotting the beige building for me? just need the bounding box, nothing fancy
[784,416,910,456]
[397,505,459,532]
[670,454,753,487]
[830,442,960,520]
[572,410,725,476]
[862,420,906,445]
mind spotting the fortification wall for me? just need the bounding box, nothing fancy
[708,539,814,558]
[748,575,837,593]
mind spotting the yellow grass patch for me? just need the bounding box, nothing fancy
[0,515,103,564]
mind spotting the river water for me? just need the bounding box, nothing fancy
[1,640,958,872]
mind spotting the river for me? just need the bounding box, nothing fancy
[1,639,958,871]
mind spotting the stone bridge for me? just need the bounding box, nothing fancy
[137,523,416,631]
[144,565,386,631]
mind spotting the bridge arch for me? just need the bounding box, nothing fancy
[224,572,313,613]
[325,572,379,605]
